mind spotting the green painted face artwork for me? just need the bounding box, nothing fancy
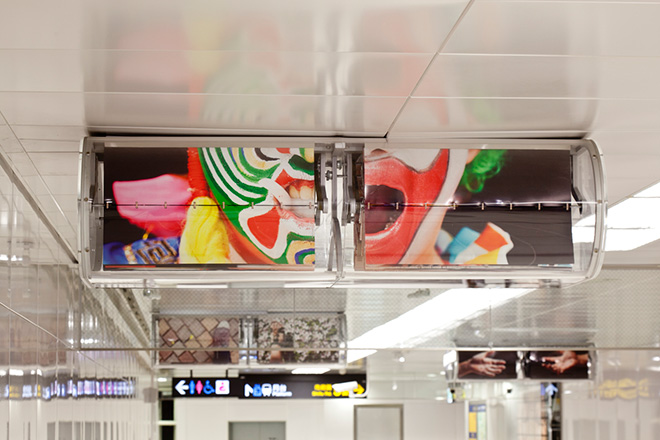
[199,147,316,265]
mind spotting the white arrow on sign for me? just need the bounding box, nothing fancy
[545,384,559,397]
[175,380,189,396]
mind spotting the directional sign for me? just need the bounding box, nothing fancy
[174,380,188,396]
[173,379,231,397]
[172,374,366,399]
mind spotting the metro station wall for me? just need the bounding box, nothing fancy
[174,398,465,440]
[0,163,155,440]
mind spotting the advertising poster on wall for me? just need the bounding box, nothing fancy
[524,351,591,379]
[255,315,345,365]
[103,147,315,268]
[457,351,519,380]
[362,148,573,267]
[158,317,242,365]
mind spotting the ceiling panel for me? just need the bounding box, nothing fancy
[20,140,81,153]
[0,0,83,50]
[10,125,87,142]
[0,51,83,92]
[388,97,597,135]
[0,92,85,126]
[27,152,79,176]
[83,51,432,97]
[83,0,468,53]
[413,55,660,99]
[444,2,660,56]
[83,93,406,135]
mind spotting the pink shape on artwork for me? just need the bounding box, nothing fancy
[113,174,192,238]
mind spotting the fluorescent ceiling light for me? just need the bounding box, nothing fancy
[347,288,532,363]
[291,368,330,375]
[573,181,660,252]
[157,377,168,383]
[176,284,228,289]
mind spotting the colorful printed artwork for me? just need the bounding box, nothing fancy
[103,147,315,267]
[158,317,242,365]
[255,316,345,364]
[363,148,574,266]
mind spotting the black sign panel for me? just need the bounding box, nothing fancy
[172,374,366,399]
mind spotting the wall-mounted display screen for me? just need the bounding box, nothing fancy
[457,351,519,380]
[172,374,366,399]
[523,351,591,379]
[363,148,573,267]
[103,147,315,268]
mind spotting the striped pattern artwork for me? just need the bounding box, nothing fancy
[199,147,315,265]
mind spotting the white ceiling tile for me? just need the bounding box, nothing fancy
[84,0,468,53]
[592,100,660,132]
[0,132,24,154]
[415,55,660,99]
[19,175,51,197]
[42,175,79,196]
[11,125,87,141]
[63,210,78,227]
[389,97,595,135]
[0,0,83,49]
[0,51,83,92]
[0,92,85,126]
[445,2,660,56]
[6,152,39,177]
[84,51,432,97]
[21,140,81,153]
[84,93,406,135]
[52,195,78,213]
[27,152,79,176]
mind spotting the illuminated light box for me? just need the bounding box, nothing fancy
[171,374,366,399]
[523,350,592,380]
[361,149,573,267]
[80,138,605,288]
[456,351,519,380]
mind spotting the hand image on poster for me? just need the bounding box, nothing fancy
[363,148,574,266]
[457,351,519,379]
[524,351,590,379]
[102,147,315,267]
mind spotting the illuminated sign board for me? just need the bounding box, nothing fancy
[172,374,366,399]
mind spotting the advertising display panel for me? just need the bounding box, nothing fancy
[80,138,605,288]
[363,148,573,267]
[103,147,315,268]
[523,351,591,379]
[457,351,519,380]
